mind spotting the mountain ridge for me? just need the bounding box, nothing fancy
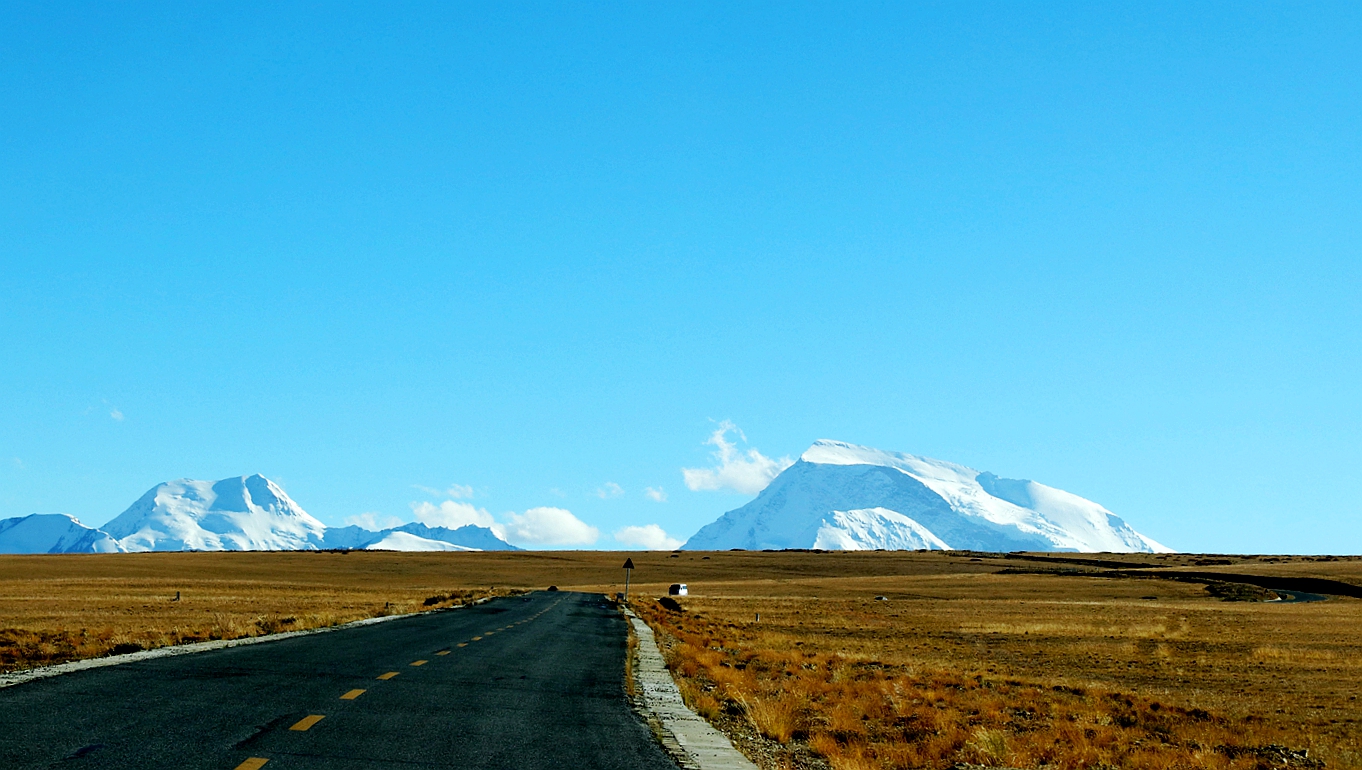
[0,475,518,554]
[683,439,1171,553]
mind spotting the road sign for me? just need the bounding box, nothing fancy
[623,558,634,599]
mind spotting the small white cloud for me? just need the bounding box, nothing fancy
[11,458,24,470]
[614,524,683,550]
[596,481,624,499]
[502,506,599,546]
[548,487,567,498]
[344,512,404,531]
[644,486,668,502]
[410,500,501,537]
[681,420,792,495]
[109,408,124,421]
[414,483,477,499]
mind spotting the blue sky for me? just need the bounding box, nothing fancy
[2,2,1359,552]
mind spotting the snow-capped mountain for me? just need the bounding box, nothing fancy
[357,531,479,551]
[0,474,519,554]
[377,522,520,552]
[103,475,328,552]
[812,508,951,551]
[683,440,1172,553]
[319,521,518,551]
[0,513,124,554]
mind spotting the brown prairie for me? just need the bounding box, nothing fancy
[1,549,1359,769]
[621,551,1362,770]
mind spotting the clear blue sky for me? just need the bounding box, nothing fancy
[2,2,1359,553]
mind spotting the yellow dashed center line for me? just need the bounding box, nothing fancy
[290,715,325,732]
[226,600,563,770]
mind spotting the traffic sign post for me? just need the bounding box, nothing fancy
[623,557,634,600]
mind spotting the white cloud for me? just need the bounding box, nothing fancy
[414,483,477,499]
[410,500,501,537]
[681,420,792,495]
[644,486,668,502]
[404,488,603,548]
[446,483,475,499]
[109,408,124,421]
[614,524,683,550]
[502,506,599,546]
[344,512,404,530]
[11,458,24,470]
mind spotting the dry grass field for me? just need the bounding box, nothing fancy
[2,549,1359,769]
[625,552,1362,770]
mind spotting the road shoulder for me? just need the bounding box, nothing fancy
[626,608,757,770]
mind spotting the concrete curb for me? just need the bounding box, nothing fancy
[626,608,758,770]
[0,596,495,690]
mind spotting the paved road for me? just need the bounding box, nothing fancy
[0,591,680,770]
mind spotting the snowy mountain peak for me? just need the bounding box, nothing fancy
[102,475,328,552]
[0,513,124,554]
[686,440,1172,554]
[1,475,520,554]
[803,439,982,483]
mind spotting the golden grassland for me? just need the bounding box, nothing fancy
[2,549,1359,769]
[0,546,996,674]
[622,552,1362,770]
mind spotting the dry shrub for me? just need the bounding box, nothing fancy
[825,747,879,770]
[678,679,722,721]
[966,727,1010,766]
[740,691,804,743]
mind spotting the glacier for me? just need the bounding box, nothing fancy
[0,474,519,554]
[683,440,1171,553]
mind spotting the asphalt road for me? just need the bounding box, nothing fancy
[0,591,680,770]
